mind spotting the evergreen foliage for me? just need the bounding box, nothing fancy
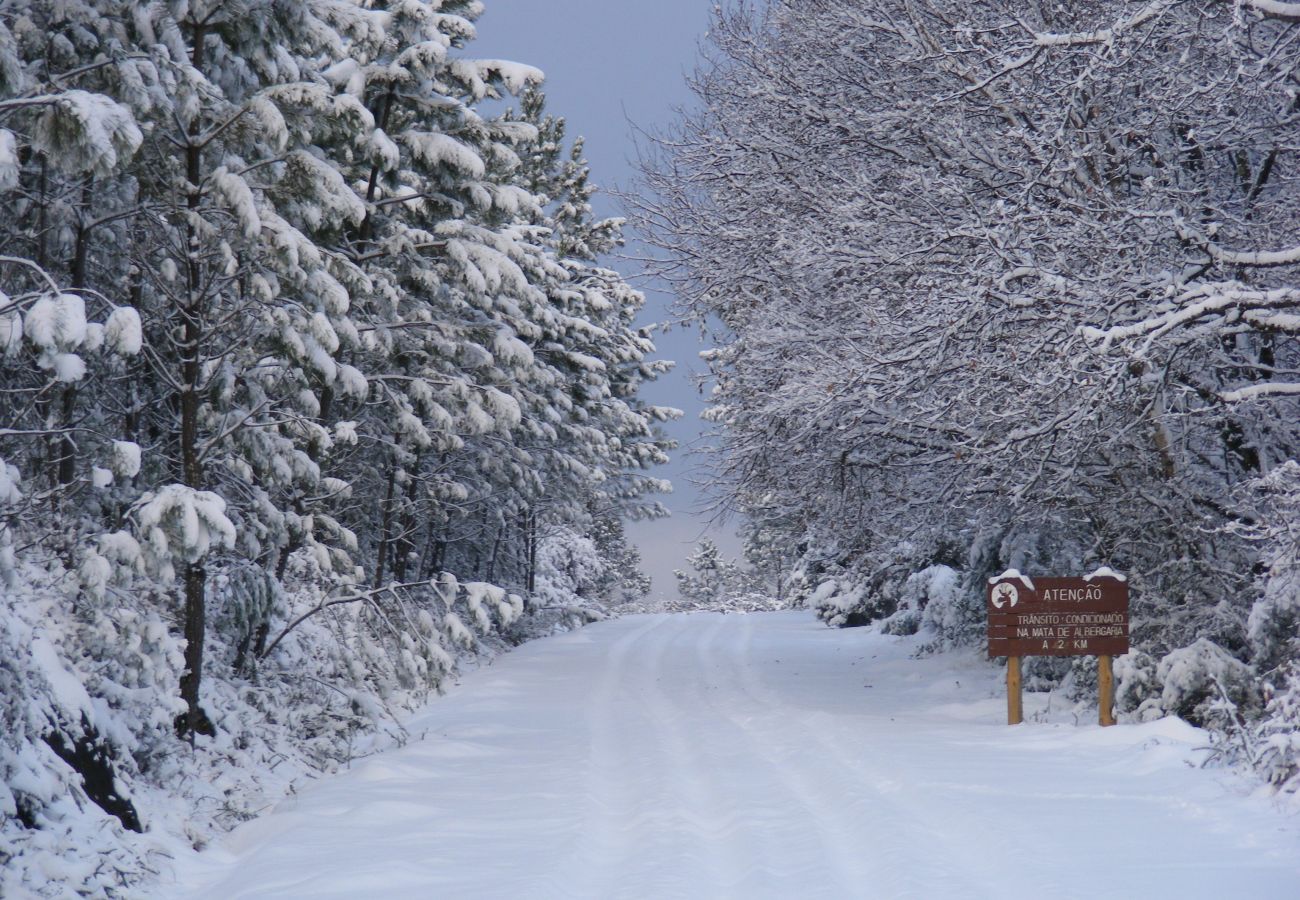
[0,1,671,893]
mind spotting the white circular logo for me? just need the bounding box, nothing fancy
[992,583,1019,609]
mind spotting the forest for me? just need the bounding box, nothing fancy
[5,0,1300,895]
[0,0,673,891]
[634,0,1300,792]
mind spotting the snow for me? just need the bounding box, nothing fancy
[477,59,546,94]
[369,128,401,171]
[79,549,113,599]
[82,321,104,352]
[49,352,85,382]
[111,440,142,478]
[1242,1,1300,23]
[32,90,143,177]
[403,131,486,179]
[336,364,367,399]
[1221,382,1300,403]
[1084,566,1127,582]
[0,457,22,506]
[29,635,96,726]
[133,485,237,575]
[989,568,1035,590]
[332,420,358,444]
[493,329,534,365]
[155,612,1300,899]
[483,387,521,428]
[24,293,87,351]
[1033,0,1174,47]
[211,167,262,240]
[443,612,474,649]
[448,59,545,101]
[1207,242,1300,267]
[0,295,21,354]
[1084,284,1300,349]
[0,129,18,191]
[105,306,143,355]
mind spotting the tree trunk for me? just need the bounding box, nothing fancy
[525,510,537,595]
[486,526,503,583]
[56,386,77,487]
[57,200,92,489]
[178,562,212,735]
[373,459,397,589]
[176,257,210,737]
[176,21,212,738]
[393,451,422,582]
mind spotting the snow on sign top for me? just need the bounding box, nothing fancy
[987,574,1129,658]
[988,568,1034,590]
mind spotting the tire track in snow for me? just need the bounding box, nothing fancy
[681,613,870,896]
[161,612,1300,900]
[558,613,754,897]
[720,614,1003,899]
[554,613,674,897]
[618,612,756,896]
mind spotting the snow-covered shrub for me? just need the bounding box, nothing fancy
[0,456,20,506]
[1254,665,1300,796]
[0,564,167,896]
[878,605,922,636]
[809,578,869,628]
[534,525,606,612]
[1113,650,1163,721]
[0,595,81,831]
[617,589,786,617]
[461,580,525,634]
[804,529,1001,636]
[1020,656,1072,694]
[211,564,284,674]
[1242,461,1300,672]
[914,565,980,649]
[804,541,909,628]
[1157,639,1259,728]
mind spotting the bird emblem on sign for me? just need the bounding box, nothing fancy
[992,582,1019,609]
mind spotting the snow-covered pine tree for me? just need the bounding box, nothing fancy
[503,88,675,592]
[0,1,672,891]
[674,538,739,607]
[95,0,390,737]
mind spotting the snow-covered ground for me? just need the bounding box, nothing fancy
[154,611,1300,899]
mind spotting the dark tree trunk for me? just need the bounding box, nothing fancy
[56,386,77,487]
[373,459,397,588]
[176,21,213,739]
[393,451,422,582]
[485,527,503,583]
[178,562,213,736]
[525,509,538,595]
[56,190,94,488]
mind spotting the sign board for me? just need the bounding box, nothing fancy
[987,573,1128,659]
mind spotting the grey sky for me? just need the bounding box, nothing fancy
[473,1,743,597]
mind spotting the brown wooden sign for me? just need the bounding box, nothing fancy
[987,573,1128,659]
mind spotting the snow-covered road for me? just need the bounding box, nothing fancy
[161,612,1300,899]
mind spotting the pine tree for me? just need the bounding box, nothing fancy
[0,2,672,884]
[674,539,741,607]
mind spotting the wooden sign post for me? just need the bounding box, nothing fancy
[1006,655,1023,725]
[987,571,1129,726]
[1098,654,1115,727]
